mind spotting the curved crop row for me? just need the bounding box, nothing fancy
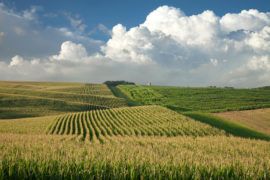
[48,105,226,142]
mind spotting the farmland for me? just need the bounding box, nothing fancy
[0,81,126,119]
[118,85,270,112]
[1,134,269,179]
[1,81,270,179]
[215,108,270,135]
[48,106,225,143]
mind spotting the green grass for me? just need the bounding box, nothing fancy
[118,85,270,112]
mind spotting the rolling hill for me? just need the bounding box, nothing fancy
[1,81,270,179]
[0,81,126,119]
[117,85,270,112]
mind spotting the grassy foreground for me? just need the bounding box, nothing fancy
[1,134,270,179]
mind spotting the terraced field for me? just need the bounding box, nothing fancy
[47,106,225,143]
[0,81,126,119]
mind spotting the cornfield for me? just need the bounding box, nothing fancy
[47,106,226,143]
[0,134,269,179]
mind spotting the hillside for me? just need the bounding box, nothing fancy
[118,85,270,112]
[47,106,225,143]
[214,108,270,135]
[116,84,270,139]
[1,81,270,179]
[0,81,127,119]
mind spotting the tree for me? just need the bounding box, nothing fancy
[103,80,135,86]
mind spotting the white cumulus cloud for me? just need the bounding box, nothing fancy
[51,41,88,62]
[9,55,24,67]
[1,5,270,88]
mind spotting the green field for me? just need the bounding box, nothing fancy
[118,85,270,112]
[1,81,270,179]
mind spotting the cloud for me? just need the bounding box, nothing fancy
[0,3,102,62]
[9,55,24,67]
[98,24,111,35]
[51,41,88,62]
[22,6,41,21]
[64,13,87,32]
[210,58,218,66]
[0,5,270,88]
[220,9,270,33]
[100,6,270,87]
[221,56,270,88]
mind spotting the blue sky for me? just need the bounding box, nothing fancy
[0,0,270,87]
[2,0,270,40]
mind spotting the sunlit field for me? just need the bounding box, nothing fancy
[1,134,270,179]
[1,81,270,179]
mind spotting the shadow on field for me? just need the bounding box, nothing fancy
[183,112,270,141]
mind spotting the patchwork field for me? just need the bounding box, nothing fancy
[215,108,270,135]
[1,81,270,179]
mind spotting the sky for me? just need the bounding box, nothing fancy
[0,0,270,88]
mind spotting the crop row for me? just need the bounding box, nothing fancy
[48,106,226,142]
[0,87,126,109]
[51,83,115,96]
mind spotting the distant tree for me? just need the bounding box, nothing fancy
[103,80,135,87]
